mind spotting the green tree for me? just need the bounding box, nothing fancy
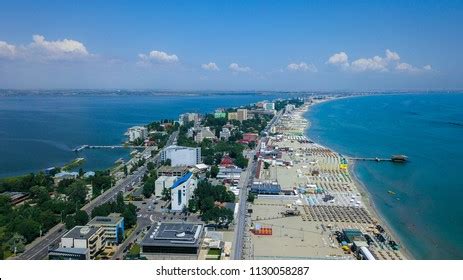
[161,187,171,201]
[122,204,137,229]
[64,215,76,229]
[147,162,155,171]
[247,193,255,203]
[115,192,125,213]
[74,210,89,226]
[210,165,219,178]
[29,185,50,204]
[123,165,128,176]
[142,177,156,198]
[264,162,270,169]
[15,218,40,243]
[235,156,248,169]
[67,181,87,205]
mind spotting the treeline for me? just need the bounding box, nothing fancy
[91,192,137,229]
[188,180,235,225]
[201,139,248,169]
[274,98,304,111]
[0,169,113,259]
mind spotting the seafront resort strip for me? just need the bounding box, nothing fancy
[2,96,408,261]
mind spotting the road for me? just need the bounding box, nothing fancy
[113,197,200,259]
[231,110,282,260]
[16,131,178,260]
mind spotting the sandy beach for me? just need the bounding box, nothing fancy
[247,97,410,260]
[306,96,414,260]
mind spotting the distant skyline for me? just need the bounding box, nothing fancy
[0,0,462,91]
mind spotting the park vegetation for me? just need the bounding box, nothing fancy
[0,168,113,259]
[188,180,235,226]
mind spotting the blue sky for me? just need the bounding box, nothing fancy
[0,0,462,90]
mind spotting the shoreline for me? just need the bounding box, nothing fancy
[303,97,414,260]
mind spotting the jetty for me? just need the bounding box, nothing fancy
[349,155,408,163]
[73,145,145,152]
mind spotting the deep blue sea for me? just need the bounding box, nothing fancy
[0,93,280,178]
[306,93,463,259]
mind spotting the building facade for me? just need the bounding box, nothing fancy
[127,126,148,142]
[263,102,275,110]
[161,145,201,167]
[87,213,124,245]
[236,108,248,122]
[155,176,177,197]
[59,226,105,259]
[227,112,238,121]
[170,172,197,211]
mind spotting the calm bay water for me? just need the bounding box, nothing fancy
[0,93,279,178]
[306,93,463,259]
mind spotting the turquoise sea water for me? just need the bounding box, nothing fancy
[306,93,463,259]
[0,93,279,178]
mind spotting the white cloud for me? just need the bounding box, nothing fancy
[327,52,349,68]
[351,56,388,72]
[385,49,400,61]
[29,34,89,59]
[287,62,317,72]
[138,50,179,64]
[201,62,219,71]
[0,35,91,61]
[0,41,16,59]
[423,65,432,71]
[328,49,430,74]
[395,62,419,72]
[229,63,251,73]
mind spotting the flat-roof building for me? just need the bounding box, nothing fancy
[157,165,189,177]
[251,181,281,195]
[54,171,78,184]
[141,222,204,255]
[87,213,124,244]
[59,226,105,259]
[48,246,89,260]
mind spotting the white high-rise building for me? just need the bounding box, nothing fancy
[263,102,275,110]
[170,172,197,211]
[127,126,148,142]
[236,108,248,121]
[160,145,201,167]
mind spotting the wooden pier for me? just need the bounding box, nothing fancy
[73,144,145,152]
[349,155,408,163]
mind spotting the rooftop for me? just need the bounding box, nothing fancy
[171,172,193,189]
[141,222,204,248]
[88,213,123,225]
[63,226,100,240]
[157,165,189,173]
[54,171,79,178]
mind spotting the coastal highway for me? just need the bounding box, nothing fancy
[16,131,178,260]
[231,111,282,260]
[231,146,257,260]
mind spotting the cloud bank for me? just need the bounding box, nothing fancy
[229,63,251,73]
[327,49,431,73]
[0,35,91,61]
[287,62,318,72]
